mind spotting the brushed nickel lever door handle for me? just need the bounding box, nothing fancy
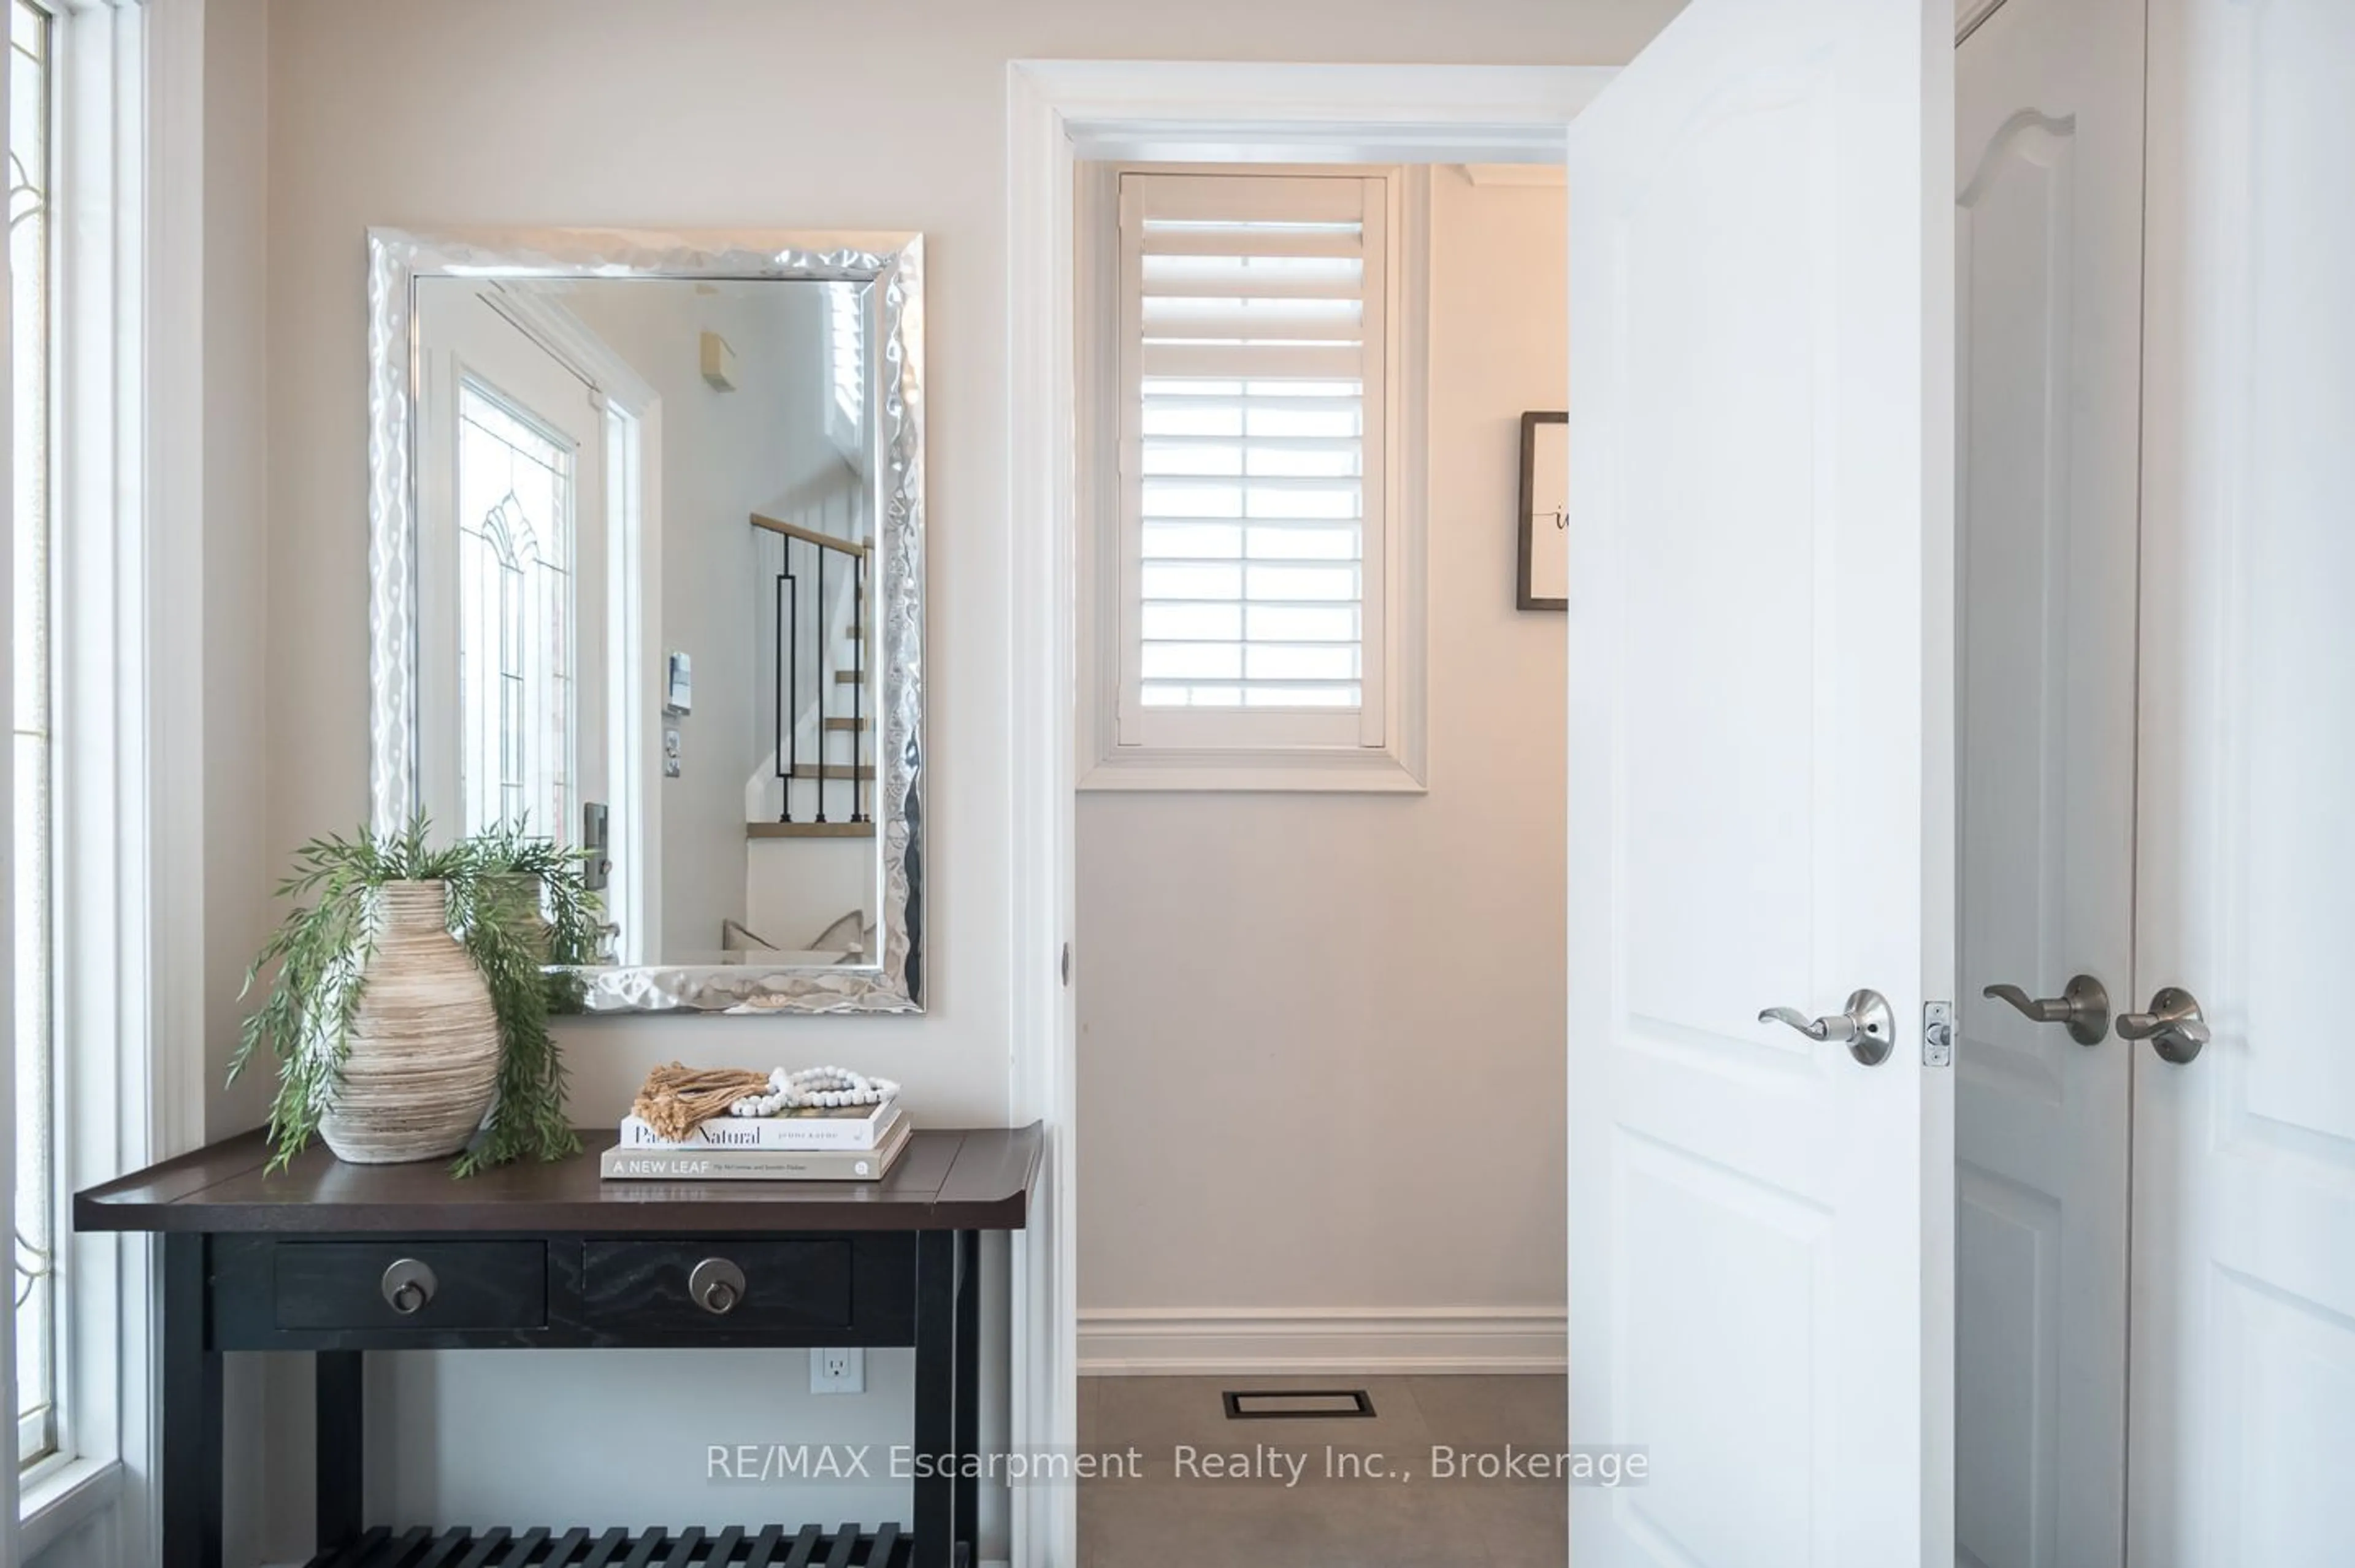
[2117,986,2210,1065]
[1758,989,1896,1066]
[1981,974,2111,1046]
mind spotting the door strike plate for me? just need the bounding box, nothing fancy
[1923,1001,1954,1068]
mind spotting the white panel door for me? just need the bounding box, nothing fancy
[1953,0,2144,1563]
[1565,2,1955,1565]
[2131,1,2355,1561]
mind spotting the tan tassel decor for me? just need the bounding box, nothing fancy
[630,1061,773,1142]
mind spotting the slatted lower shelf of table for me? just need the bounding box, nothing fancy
[303,1523,924,1568]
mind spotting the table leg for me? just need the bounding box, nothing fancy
[954,1231,979,1558]
[316,1350,365,1550]
[161,1233,223,1568]
[913,1230,955,1568]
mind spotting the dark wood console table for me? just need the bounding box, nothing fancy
[75,1125,1042,1568]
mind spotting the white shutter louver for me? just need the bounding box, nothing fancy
[825,280,867,465]
[1116,172,1389,750]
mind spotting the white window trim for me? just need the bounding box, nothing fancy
[18,1,199,1558]
[1075,159,1430,794]
[1,1,18,1536]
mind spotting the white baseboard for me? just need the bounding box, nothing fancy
[1078,1307,1566,1376]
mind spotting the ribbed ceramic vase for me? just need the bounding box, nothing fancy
[319,881,501,1164]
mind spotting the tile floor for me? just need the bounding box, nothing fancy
[1078,1375,1568,1567]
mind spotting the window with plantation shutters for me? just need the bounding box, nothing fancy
[1079,163,1427,792]
[1116,171,1393,754]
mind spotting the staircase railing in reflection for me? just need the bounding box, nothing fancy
[751,510,869,829]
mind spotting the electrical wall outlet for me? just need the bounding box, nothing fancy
[810,1346,865,1394]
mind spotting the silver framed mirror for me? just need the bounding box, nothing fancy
[367,228,924,1012]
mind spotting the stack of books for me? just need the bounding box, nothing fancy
[600,1095,909,1182]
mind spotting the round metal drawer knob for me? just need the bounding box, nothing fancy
[691,1256,747,1316]
[381,1258,437,1316]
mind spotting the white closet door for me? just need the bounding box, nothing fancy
[1953,0,2144,1563]
[1564,1,1955,1563]
[2131,1,2355,1562]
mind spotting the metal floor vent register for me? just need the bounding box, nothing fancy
[302,1523,916,1568]
[1221,1388,1377,1420]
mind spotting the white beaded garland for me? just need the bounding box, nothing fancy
[727,1065,901,1118]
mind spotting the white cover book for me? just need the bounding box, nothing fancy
[617,1100,902,1153]
[600,1118,912,1182]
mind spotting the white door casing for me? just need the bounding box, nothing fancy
[2131,0,2355,1561]
[1953,0,2145,1562]
[1565,1,1955,1564]
[1003,61,1617,1566]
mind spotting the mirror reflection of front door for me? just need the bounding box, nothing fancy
[416,286,607,863]
[456,378,577,843]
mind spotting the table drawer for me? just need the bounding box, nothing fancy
[274,1240,548,1331]
[581,1240,852,1334]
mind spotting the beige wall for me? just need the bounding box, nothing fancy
[202,0,276,1165]
[200,4,280,1564]
[232,0,1671,1555]
[1076,171,1570,1325]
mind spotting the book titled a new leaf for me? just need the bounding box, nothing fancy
[617,1099,902,1153]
